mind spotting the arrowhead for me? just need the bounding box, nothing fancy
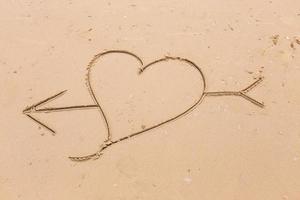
[22,106,33,114]
[23,90,67,114]
[23,90,67,133]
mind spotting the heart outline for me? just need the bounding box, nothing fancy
[85,50,206,148]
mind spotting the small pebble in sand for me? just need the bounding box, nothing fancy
[293,157,299,161]
[183,177,192,184]
[290,42,295,49]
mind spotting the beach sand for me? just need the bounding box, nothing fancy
[1,0,300,199]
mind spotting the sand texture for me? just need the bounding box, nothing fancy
[1,0,300,199]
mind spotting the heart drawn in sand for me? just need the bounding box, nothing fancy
[86,50,206,143]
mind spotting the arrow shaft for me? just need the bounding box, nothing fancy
[35,104,99,113]
[205,91,240,96]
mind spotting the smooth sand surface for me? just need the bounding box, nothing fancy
[1,0,300,199]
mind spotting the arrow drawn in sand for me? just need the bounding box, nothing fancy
[23,50,265,162]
